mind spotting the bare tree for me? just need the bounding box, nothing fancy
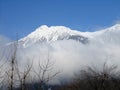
[5,41,18,90]
[33,53,60,90]
[0,48,9,89]
[59,62,120,90]
[16,62,33,90]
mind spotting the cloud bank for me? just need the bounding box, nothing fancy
[0,24,120,85]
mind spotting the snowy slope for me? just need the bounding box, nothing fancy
[90,24,120,44]
[19,24,120,47]
[19,25,88,47]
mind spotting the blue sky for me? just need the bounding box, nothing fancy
[0,0,120,39]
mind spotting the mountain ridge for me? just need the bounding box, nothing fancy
[19,24,120,47]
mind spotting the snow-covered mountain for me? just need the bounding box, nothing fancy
[19,25,88,47]
[19,24,120,47]
[1,24,120,85]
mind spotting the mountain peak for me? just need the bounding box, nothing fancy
[38,25,49,30]
[37,25,69,30]
[19,25,88,47]
[18,24,120,47]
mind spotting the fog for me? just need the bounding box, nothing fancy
[0,25,120,85]
[17,39,120,84]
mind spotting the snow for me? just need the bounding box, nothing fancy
[19,25,86,47]
[19,24,120,47]
[2,24,120,85]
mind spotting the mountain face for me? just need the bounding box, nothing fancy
[1,24,120,85]
[19,25,89,47]
[87,24,120,45]
[19,24,120,47]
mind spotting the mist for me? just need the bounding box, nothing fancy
[17,38,120,84]
[0,25,120,85]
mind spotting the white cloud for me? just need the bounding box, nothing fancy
[1,24,120,85]
[16,39,120,84]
